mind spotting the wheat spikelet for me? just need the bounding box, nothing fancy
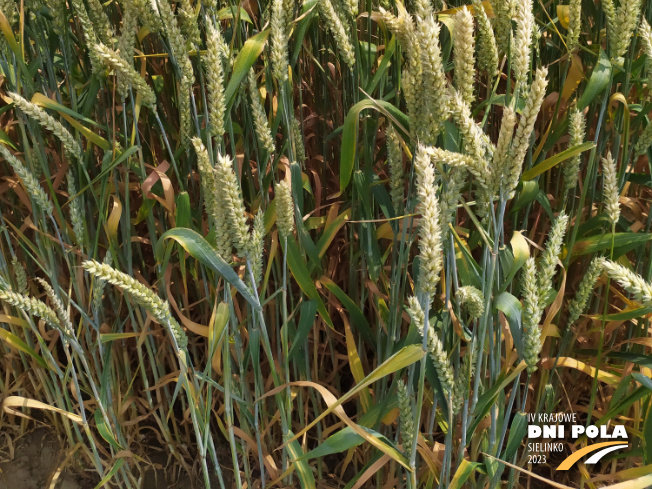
[247,70,276,154]
[416,14,448,143]
[67,170,85,247]
[214,152,250,256]
[275,178,295,239]
[453,345,476,414]
[505,67,548,198]
[156,0,194,139]
[131,0,162,33]
[396,379,414,457]
[318,0,355,68]
[602,259,652,306]
[537,212,569,306]
[452,7,475,107]
[512,0,533,85]
[407,296,454,394]
[117,2,138,100]
[491,107,517,191]
[94,43,157,106]
[639,19,652,76]
[612,0,642,58]
[0,288,60,328]
[82,260,188,348]
[602,151,620,226]
[566,258,603,327]
[247,211,265,287]
[343,0,358,18]
[438,167,466,240]
[86,0,115,45]
[521,257,542,372]
[634,121,652,155]
[456,286,484,319]
[567,0,582,50]
[491,0,515,55]
[563,109,586,193]
[206,20,226,137]
[191,137,232,259]
[177,0,200,46]
[70,0,105,74]
[386,126,404,214]
[0,145,53,215]
[270,0,289,81]
[11,257,27,294]
[291,119,306,165]
[0,0,17,24]
[35,279,74,335]
[472,0,498,77]
[9,92,82,160]
[414,146,443,298]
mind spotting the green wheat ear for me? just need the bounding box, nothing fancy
[456,286,484,320]
[602,259,652,307]
[82,260,188,349]
[0,287,60,329]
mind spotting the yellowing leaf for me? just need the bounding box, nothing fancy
[343,315,371,412]
[31,93,110,150]
[542,357,620,385]
[557,5,570,29]
[3,396,83,424]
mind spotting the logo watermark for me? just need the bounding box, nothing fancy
[526,412,628,470]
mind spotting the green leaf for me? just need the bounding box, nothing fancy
[502,231,530,289]
[365,36,396,95]
[316,209,349,258]
[291,0,318,64]
[289,345,425,445]
[93,459,125,489]
[224,29,269,111]
[577,49,612,110]
[175,192,191,228]
[511,180,538,212]
[300,425,397,461]
[216,5,253,23]
[0,328,49,370]
[645,399,652,464]
[494,292,524,360]
[453,231,483,290]
[321,276,375,348]
[288,300,318,361]
[74,146,139,201]
[503,412,527,460]
[601,385,651,428]
[286,432,316,489]
[587,306,652,321]
[633,373,652,391]
[0,129,17,149]
[339,99,409,191]
[570,233,652,259]
[449,459,481,489]
[156,228,259,309]
[95,409,123,450]
[284,238,333,328]
[521,142,594,181]
[468,362,527,439]
[604,351,652,369]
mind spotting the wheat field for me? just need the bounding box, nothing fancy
[0,0,651,487]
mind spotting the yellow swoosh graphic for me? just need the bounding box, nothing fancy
[557,441,626,471]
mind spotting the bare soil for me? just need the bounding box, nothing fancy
[0,427,232,488]
[0,428,86,489]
